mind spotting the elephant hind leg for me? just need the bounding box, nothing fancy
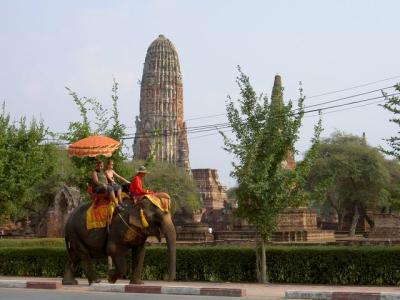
[62,241,79,285]
[62,262,79,285]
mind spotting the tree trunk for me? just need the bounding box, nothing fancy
[337,212,343,231]
[260,238,268,283]
[349,204,360,237]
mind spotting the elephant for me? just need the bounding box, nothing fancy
[62,196,176,285]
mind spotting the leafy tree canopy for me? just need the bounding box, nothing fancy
[222,68,321,282]
[307,131,392,232]
[62,78,128,193]
[381,84,400,159]
[223,68,321,241]
[0,104,58,223]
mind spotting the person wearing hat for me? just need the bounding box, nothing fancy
[129,166,154,203]
[129,166,170,204]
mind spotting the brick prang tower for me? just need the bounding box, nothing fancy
[133,35,190,171]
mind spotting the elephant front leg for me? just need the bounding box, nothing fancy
[108,255,127,284]
[130,244,146,284]
[81,258,101,285]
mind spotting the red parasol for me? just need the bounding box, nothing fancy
[67,135,121,158]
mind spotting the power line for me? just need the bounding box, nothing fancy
[43,89,400,144]
[186,81,399,123]
[114,92,400,141]
[304,99,387,119]
[307,75,400,99]
[302,85,394,110]
[189,99,389,141]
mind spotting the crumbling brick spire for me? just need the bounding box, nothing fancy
[133,35,190,171]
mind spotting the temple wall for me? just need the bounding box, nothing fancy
[191,169,227,209]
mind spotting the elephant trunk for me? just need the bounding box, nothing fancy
[161,213,176,281]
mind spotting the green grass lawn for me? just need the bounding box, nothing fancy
[0,238,65,248]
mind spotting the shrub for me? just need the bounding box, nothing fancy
[1,245,400,285]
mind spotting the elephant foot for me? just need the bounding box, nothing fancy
[62,278,78,285]
[129,279,144,285]
[88,278,101,285]
[107,272,118,284]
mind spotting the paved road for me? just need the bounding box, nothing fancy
[0,288,271,300]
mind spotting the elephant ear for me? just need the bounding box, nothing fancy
[129,208,144,229]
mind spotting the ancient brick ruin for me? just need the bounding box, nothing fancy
[44,185,80,237]
[133,35,228,213]
[133,34,190,172]
[191,169,228,210]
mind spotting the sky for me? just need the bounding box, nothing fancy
[1,0,400,187]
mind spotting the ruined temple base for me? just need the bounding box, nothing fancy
[273,207,335,242]
[368,213,400,239]
[176,223,214,242]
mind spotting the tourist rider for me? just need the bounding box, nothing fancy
[105,159,130,204]
[91,160,118,205]
[129,166,154,204]
[129,166,170,204]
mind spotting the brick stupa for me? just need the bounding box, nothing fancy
[133,35,190,171]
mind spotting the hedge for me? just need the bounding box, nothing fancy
[1,246,400,285]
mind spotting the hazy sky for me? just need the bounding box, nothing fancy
[1,0,400,187]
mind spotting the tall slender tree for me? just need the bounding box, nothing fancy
[222,68,321,282]
[381,84,400,159]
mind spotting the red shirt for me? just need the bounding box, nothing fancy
[129,175,153,197]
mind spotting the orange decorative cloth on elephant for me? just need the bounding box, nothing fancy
[143,194,170,212]
[86,202,115,230]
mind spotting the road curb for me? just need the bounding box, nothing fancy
[91,283,246,297]
[27,281,61,289]
[0,280,60,289]
[0,280,27,288]
[286,290,400,300]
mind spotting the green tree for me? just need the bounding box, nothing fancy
[382,159,400,211]
[0,105,58,223]
[63,79,127,193]
[24,147,75,226]
[307,131,390,235]
[222,69,321,282]
[381,84,400,159]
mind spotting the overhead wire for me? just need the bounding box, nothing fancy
[184,76,400,122]
[189,98,389,141]
[42,83,400,145]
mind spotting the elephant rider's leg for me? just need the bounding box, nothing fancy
[130,244,146,284]
[115,185,123,203]
[105,185,119,205]
[95,184,118,205]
